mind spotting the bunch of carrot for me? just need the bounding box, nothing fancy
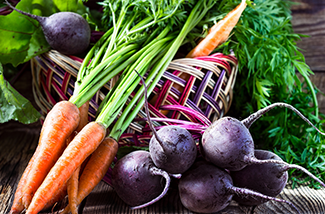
[9,100,119,214]
[9,0,247,213]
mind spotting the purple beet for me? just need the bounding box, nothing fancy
[201,102,325,171]
[111,150,172,209]
[136,70,197,174]
[6,0,91,55]
[178,159,300,213]
[230,149,288,206]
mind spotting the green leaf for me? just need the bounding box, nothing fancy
[0,0,53,67]
[53,0,79,12]
[0,63,41,124]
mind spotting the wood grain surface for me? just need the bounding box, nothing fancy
[291,0,325,114]
[291,0,325,71]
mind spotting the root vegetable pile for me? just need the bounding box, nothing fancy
[109,62,325,213]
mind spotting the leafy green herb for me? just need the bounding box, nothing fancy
[0,62,41,124]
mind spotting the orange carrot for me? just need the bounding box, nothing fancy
[60,137,118,214]
[42,182,67,211]
[22,101,80,208]
[25,121,106,214]
[186,0,247,58]
[9,146,40,214]
[75,101,90,133]
[67,167,80,214]
[66,101,89,214]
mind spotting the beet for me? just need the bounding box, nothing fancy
[230,149,289,206]
[201,116,254,171]
[6,0,91,55]
[136,70,197,174]
[149,125,197,174]
[178,159,300,213]
[201,102,325,172]
[111,150,171,209]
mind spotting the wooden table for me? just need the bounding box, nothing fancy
[2,0,325,213]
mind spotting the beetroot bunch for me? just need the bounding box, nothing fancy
[110,71,325,213]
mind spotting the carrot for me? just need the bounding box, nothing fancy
[42,182,67,211]
[67,167,80,214]
[66,101,90,214]
[22,101,80,208]
[9,146,40,214]
[75,101,90,133]
[25,121,106,214]
[186,0,247,58]
[60,137,118,214]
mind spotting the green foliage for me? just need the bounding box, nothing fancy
[0,0,88,124]
[0,0,87,67]
[251,83,325,188]
[0,63,41,124]
[0,0,52,67]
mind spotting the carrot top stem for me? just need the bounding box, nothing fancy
[109,0,216,140]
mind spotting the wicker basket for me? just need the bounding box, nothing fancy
[31,50,238,146]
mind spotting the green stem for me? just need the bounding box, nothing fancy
[69,49,137,108]
[109,0,216,139]
[74,28,113,95]
[77,43,138,95]
[104,5,127,59]
[302,74,319,117]
[96,35,173,128]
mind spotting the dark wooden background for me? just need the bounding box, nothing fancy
[1,0,325,214]
[291,0,325,113]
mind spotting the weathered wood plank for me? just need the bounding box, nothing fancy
[291,0,325,114]
[291,0,325,71]
[0,121,41,214]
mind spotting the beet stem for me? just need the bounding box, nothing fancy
[5,0,44,22]
[251,158,325,188]
[241,102,325,137]
[130,167,171,210]
[134,69,166,150]
[169,173,182,179]
[228,186,301,214]
[284,164,325,188]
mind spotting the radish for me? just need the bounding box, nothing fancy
[178,159,300,213]
[5,0,91,55]
[111,150,178,209]
[136,70,197,174]
[201,102,325,171]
